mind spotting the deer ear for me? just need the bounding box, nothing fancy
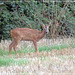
[40,24,45,29]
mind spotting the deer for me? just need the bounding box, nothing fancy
[9,23,50,55]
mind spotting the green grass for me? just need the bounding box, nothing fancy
[70,44,75,48]
[22,47,35,53]
[58,55,75,59]
[0,50,9,56]
[15,59,29,65]
[0,57,30,67]
[0,43,75,67]
[39,44,68,52]
[0,57,14,66]
[0,43,75,56]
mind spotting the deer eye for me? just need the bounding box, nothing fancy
[45,26,47,29]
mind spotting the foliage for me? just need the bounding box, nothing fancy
[0,0,75,39]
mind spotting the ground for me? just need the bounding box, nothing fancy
[0,48,75,75]
[0,38,75,75]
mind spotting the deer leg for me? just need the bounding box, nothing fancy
[33,41,38,53]
[9,40,15,55]
[13,42,17,55]
[13,38,21,55]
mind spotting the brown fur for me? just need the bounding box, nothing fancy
[9,24,49,55]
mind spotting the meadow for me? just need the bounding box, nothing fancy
[0,37,75,74]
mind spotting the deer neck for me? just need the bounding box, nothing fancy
[39,29,46,39]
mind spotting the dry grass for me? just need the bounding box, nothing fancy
[0,49,75,74]
[0,37,75,50]
[0,38,75,74]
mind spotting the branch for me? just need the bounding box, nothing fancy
[59,1,69,18]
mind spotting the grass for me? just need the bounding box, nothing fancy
[0,50,9,56]
[0,43,75,56]
[0,57,14,66]
[0,57,30,67]
[58,55,75,59]
[0,43,75,67]
[39,44,68,52]
[70,44,75,48]
[14,58,30,66]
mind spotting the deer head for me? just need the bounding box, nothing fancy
[40,23,50,34]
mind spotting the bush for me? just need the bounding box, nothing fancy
[0,1,75,39]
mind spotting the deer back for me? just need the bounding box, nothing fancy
[11,28,42,41]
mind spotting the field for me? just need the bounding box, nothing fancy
[0,38,75,75]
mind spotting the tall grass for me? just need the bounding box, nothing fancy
[0,38,75,67]
[0,43,75,67]
[0,43,74,56]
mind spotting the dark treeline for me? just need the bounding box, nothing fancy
[0,0,75,40]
